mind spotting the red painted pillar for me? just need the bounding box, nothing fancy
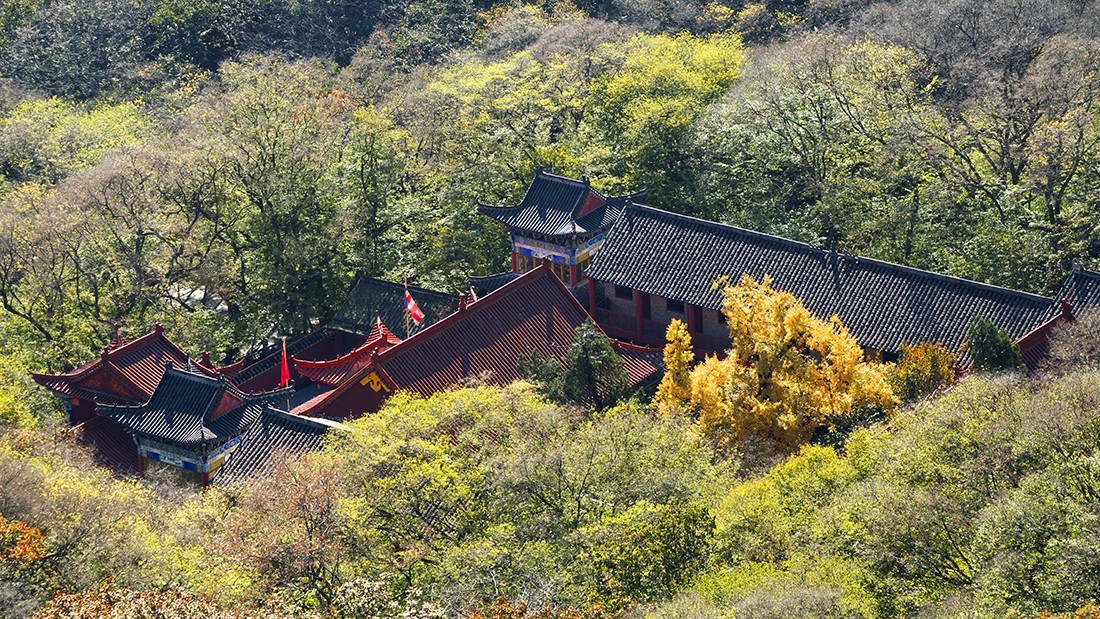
[588,278,597,312]
[137,455,145,478]
[634,290,644,342]
[511,251,518,272]
[686,303,698,334]
[569,264,577,286]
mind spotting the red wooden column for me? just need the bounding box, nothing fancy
[634,291,645,342]
[685,303,698,334]
[511,251,518,272]
[588,278,597,311]
[569,264,578,286]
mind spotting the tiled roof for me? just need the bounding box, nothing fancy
[1016,302,1073,372]
[1015,266,1100,371]
[328,277,457,338]
[97,367,290,447]
[212,408,341,486]
[73,416,139,475]
[469,271,522,297]
[613,341,664,387]
[1053,266,1100,317]
[477,170,645,238]
[31,325,212,405]
[294,319,402,386]
[384,266,644,396]
[383,267,651,396]
[222,330,329,387]
[586,205,1053,354]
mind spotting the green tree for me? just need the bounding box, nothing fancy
[966,315,1024,372]
[563,319,628,410]
[589,32,744,206]
[588,501,714,605]
[187,56,353,334]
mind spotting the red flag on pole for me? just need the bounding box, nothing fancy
[278,337,291,388]
[405,284,426,326]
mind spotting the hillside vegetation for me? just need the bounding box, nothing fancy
[3,0,1100,617]
[5,345,1100,617]
[0,0,1097,365]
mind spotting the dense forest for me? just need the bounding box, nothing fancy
[3,0,1100,617]
[0,0,1098,364]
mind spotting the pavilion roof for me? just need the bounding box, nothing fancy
[477,170,645,238]
[97,366,290,447]
[31,324,215,405]
[586,205,1053,355]
[294,318,402,386]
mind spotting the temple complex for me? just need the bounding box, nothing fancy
[219,276,457,392]
[32,170,1100,490]
[478,169,645,287]
[97,364,338,486]
[291,264,662,419]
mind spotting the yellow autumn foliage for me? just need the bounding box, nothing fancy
[655,319,694,415]
[690,275,895,451]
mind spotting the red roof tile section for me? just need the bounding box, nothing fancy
[296,264,662,418]
[293,317,402,386]
[31,324,214,406]
[73,416,140,474]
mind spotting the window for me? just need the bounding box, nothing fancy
[614,285,633,300]
[666,298,684,314]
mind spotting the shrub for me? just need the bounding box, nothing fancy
[966,315,1024,372]
[888,342,956,401]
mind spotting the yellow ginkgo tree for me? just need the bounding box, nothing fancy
[655,319,694,416]
[685,275,895,451]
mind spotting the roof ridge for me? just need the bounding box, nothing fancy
[1069,266,1100,280]
[375,265,556,366]
[621,204,1053,304]
[347,275,454,298]
[294,333,386,368]
[479,171,647,212]
[263,405,347,430]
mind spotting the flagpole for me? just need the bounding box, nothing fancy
[283,337,290,413]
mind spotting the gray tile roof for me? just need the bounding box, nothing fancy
[468,271,522,297]
[97,367,289,447]
[1054,266,1100,317]
[328,277,457,337]
[212,408,341,486]
[586,205,1053,354]
[477,170,644,238]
